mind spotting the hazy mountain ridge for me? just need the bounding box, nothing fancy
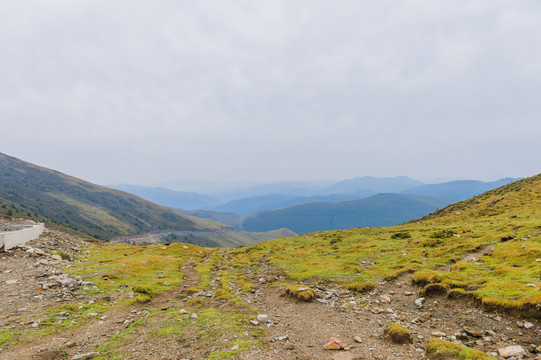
[123,176,519,234]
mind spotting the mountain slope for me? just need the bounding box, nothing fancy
[242,193,454,234]
[0,152,225,239]
[402,178,519,200]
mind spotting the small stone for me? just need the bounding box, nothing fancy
[87,313,98,317]
[353,336,362,343]
[100,315,108,320]
[378,295,391,304]
[230,344,239,351]
[324,337,346,350]
[250,320,259,326]
[415,297,425,308]
[179,309,188,314]
[257,314,269,323]
[332,353,364,360]
[317,298,327,303]
[71,353,100,360]
[277,335,288,341]
[463,326,482,338]
[31,322,39,328]
[5,279,18,285]
[51,254,62,261]
[404,291,413,296]
[190,313,198,319]
[524,322,534,329]
[432,331,446,337]
[498,345,525,358]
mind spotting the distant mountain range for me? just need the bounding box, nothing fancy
[318,176,425,195]
[121,175,519,235]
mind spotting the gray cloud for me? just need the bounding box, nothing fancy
[1,1,540,184]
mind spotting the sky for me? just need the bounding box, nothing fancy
[1,1,540,186]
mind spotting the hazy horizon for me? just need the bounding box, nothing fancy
[2,1,540,185]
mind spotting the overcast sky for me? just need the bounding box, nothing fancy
[1,1,540,186]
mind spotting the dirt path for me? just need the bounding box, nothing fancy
[0,262,201,360]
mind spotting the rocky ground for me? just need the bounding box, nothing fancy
[0,230,540,360]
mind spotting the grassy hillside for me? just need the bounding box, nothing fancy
[0,153,226,240]
[242,193,455,233]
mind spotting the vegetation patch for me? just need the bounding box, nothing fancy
[391,232,411,239]
[283,284,316,301]
[413,269,444,286]
[384,323,412,344]
[344,280,376,293]
[425,338,496,359]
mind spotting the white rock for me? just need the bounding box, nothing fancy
[230,344,239,351]
[191,313,198,319]
[257,314,269,323]
[71,352,100,360]
[524,322,534,329]
[431,331,446,337]
[277,335,288,341]
[179,309,188,314]
[5,279,18,285]
[498,345,525,358]
[415,297,425,307]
